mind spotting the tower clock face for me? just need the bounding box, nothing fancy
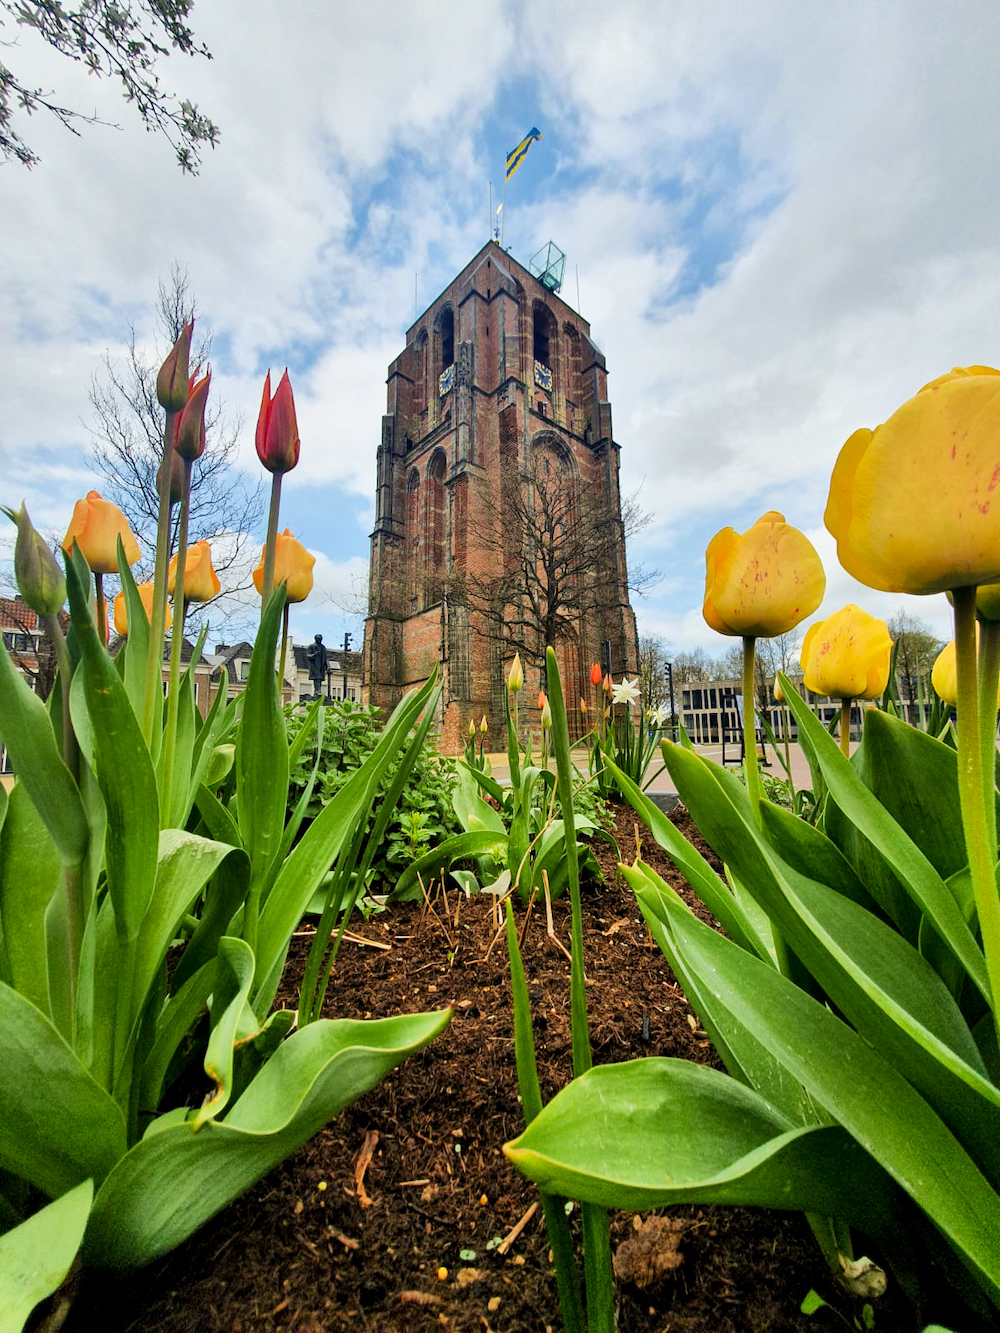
[534,360,553,392]
[439,365,455,396]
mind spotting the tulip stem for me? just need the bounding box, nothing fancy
[260,473,283,612]
[742,637,763,826]
[278,603,290,697]
[978,618,1000,862]
[142,409,178,747]
[93,573,106,645]
[839,700,852,759]
[160,458,193,828]
[953,586,1000,1030]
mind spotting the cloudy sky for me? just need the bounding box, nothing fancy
[4,0,1000,660]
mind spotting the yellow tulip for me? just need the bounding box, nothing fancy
[252,529,314,603]
[507,653,523,693]
[168,540,221,603]
[703,511,826,637]
[114,581,170,637]
[62,490,141,575]
[800,605,892,700]
[826,367,1000,594]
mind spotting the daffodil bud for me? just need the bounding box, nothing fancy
[156,320,194,412]
[507,653,523,693]
[3,503,66,616]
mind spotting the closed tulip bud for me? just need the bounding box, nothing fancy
[255,369,300,474]
[156,448,186,506]
[827,367,1000,594]
[580,697,588,716]
[156,320,194,411]
[773,675,786,704]
[480,715,488,734]
[800,605,892,701]
[507,653,523,693]
[252,528,315,603]
[590,662,602,687]
[174,370,211,462]
[168,540,221,603]
[946,583,1000,622]
[114,581,169,637]
[603,673,613,695]
[931,639,959,707]
[538,690,547,711]
[704,511,826,638]
[469,717,477,739]
[62,490,141,575]
[540,697,552,730]
[3,503,66,616]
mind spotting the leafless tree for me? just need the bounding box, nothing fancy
[888,609,942,704]
[457,446,656,676]
[1,1,218,171]
[637,632,673,709]
[88,265,264,635]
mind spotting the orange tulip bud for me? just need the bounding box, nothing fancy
[114,581,169,637]
[62,490,141,575]
[174,370,211,462]
[580,697,588,715]
[156,320,194,412]
[156,447,186,507]
[252,528,314,603]
[255,369,300,474]
[590,662,602,687]
[538,690,547,711]
[168,540,221,603]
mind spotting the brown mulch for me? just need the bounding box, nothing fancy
[61,802,914,1333]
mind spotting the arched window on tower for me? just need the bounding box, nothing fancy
[406,468,421,605]
[440,307,454,372]
[532,302,558,411]
[412,329,428,424]
[424,450,447,604]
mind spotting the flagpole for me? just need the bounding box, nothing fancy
[500,171,508,248]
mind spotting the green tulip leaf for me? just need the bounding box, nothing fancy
[777,675,989,1006]
[235,584,289,892]
[0,784,60,1012]
[193,937,256,1129]
[504,1058,899,1228]
[0,1178,93,1333]
[0,641,87,866]
[607,756,772,961]
[628,863,817,1128]
[631,886,1000,1303]
[84,1009,451,1270]
[66,553,159,942]
[0,982,126,1198]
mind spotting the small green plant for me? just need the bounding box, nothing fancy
[285,698,460,889]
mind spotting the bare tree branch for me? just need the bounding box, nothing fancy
[1,1,218,171]
[87,264,264,637]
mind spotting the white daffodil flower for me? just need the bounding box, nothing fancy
[611,676,641,707]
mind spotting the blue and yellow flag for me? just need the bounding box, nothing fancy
[506,127,542,181]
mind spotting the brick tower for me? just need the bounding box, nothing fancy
[364,240,638,752]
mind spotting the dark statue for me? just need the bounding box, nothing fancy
[306,633,328,695]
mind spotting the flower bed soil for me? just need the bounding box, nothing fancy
[61,803,913,1333]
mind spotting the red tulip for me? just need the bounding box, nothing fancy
[256,369,300,474]
[590,662,602,687]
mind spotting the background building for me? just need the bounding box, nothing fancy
[364,240,638,751]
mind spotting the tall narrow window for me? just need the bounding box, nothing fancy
[441,307,454,371]
[425,450,447,603]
